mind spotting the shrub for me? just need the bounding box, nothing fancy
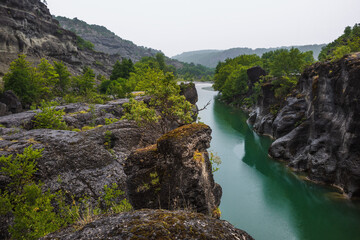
[33,101,67,130]
[104,118,119,125]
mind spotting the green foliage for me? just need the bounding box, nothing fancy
[155,53,166,71]
[213,48,314,105]
[110,59,135,80]
[0,145,132,239]
[104,130,113,150]
[104,118,119,125]
[122,98,160,127]
[0,146,43,194]
[221,66,249,102]
[33,101,67,130]
[101,183,132,213]
[123,72,194,133]
[332,45,352,61]
[213,54,261,92]
[3,55,42,106]
[72,67,96,95]
[177,62,215,81]
[76,36,94,51]
[319,24,360,61]
[264,48,313,77]
[3,55,107,106]
[0,146,71,239]
[272,76,298,99]
[53,61,71,95]
[209,152,222,173]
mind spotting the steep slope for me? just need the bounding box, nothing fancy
[0,0,121,77]
[173,44,326,68]
[248,53,360,198]
[54,16,161,62]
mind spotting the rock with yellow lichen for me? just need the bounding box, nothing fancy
[124,123,222,217]
[42,209,254,240]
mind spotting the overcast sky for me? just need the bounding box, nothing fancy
[46,0,359,57]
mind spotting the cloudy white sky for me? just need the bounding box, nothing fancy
[46,0,359,57]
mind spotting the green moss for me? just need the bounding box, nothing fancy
[150,172,159,186]
[157,123,209,143]
[134,144,157,153]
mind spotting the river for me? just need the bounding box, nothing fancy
[196,82,360,240]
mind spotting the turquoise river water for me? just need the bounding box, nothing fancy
[196,83,360,240]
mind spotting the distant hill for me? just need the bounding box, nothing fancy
[173,44,326,68]
[54,16,161,62]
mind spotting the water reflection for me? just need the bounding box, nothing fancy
[196,83,360,240]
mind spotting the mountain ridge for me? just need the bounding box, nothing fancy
[54,16,162,62]
[173,44,327,68]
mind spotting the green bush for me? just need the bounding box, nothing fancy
[33,101,67,130]
[76,36,94,51]
[0,146,73,239]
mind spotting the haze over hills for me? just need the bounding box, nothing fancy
[173,44,326,68]
[54,16,161,62]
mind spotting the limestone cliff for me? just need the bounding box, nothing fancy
[248,53,360,198]
[54,16,160,62]
[0,0,118,77]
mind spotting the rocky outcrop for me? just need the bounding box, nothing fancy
[124,123,222,216]
[249,53,360,198]
[42,209,254,240]
[247,66,266,92]
[0,0,119,77]
[0,90,22,116]
[180,82,198,105]
[54,16,160,62]
[0,120,162,200]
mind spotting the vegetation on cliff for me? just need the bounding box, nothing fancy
[0,146,131,239]
[319,24,360,61]
[213,48,314,105]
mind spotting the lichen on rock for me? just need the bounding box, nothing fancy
[124,123,222,217]
[41,209,254,240]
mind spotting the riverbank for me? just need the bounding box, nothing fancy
[196,82,360,240]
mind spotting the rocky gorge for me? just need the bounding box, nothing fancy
[0,83,253,239]
[247,53,360,198]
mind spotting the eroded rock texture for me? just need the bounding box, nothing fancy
[42,209,254,240]
[124,123,222,216]
[248,53,360,198]
[0,0,118,76]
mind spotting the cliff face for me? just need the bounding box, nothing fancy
[249,53,360,198]
[54,16,160,62]
[0,0,118,77]
[124,124,222,217]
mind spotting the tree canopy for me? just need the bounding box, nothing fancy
[319,24,360,61]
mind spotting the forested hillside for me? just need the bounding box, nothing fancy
[173,44,325,68]
[54,16,160,62]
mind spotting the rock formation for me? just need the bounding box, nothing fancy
[124,123,222,217]
[180,82,198,105]
[0,90,22,116]
[54,16,160,62]
[0,0,118,77]
[248,53,360,198]
[42,209,254,240]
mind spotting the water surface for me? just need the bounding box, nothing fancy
[196,83,360,240]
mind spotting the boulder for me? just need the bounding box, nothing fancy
[124,123,222,216]
[247,66,266,90]
[180,82,198,105]
[42,209,254,240]
[0,90,22,114]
